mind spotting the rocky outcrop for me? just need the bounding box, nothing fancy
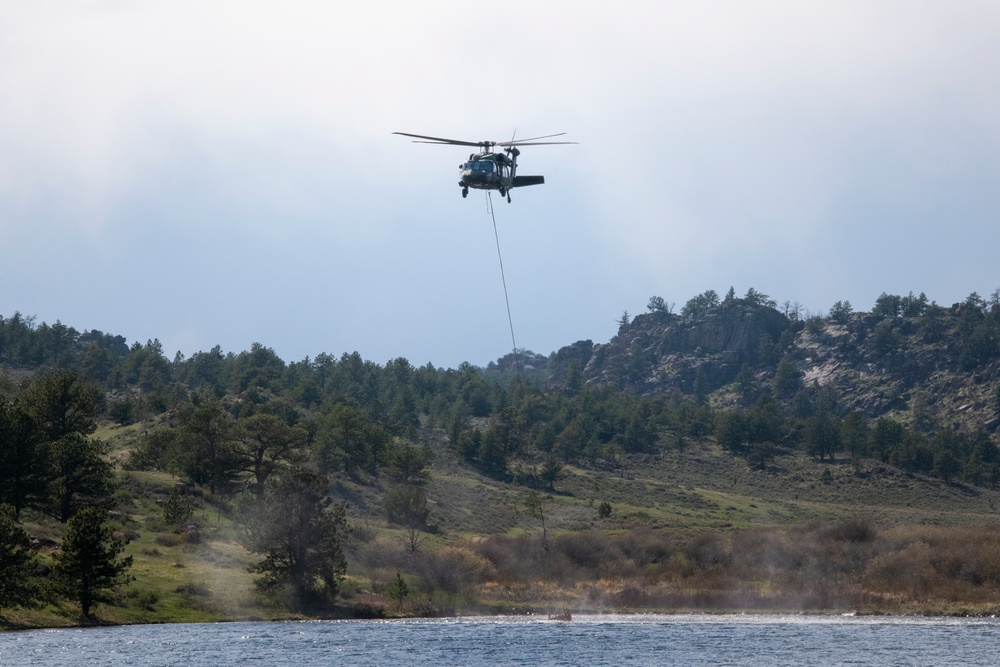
[548,302,791,394]
[523,296,1000,430]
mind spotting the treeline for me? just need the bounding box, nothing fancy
[3,295,1000,493]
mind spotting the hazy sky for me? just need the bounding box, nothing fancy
[2,2,999,369]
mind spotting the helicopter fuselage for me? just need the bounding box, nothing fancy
[458,152,544,200]
[460,153,511,191]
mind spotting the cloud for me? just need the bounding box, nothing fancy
[2,2,1000,366]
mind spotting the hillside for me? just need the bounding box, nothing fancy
[3,289,1000,626]
[542,292,1000,431]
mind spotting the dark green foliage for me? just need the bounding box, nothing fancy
[773,355,802,398]
[48,433,115,522]
[0,504,42,613]
[539,456,564,489]
[829,300,853,323]
[682,290,720,319]
[755,333,780,368]
[123,340,171,392]
[107,396,136,426]
[870,417,904,463]
[743,288,776,308]
[804,315,824,334]
[51,507,133,618]
[873,292,902,319]
[231,342,286,393]
[900,292,929,317]
[177,399,239,495]
[20,370,101,442]
[384,440,430,485]
[715,395,785,459]
[869,319,901,357]
[959,319,1000,370]
[647,296,671,314]
[240,469,347,610]
[387,572,409,611]
[176,345,227,392]
[597,500,612,519]
[618,310,630,331]
[233,413,308,497]
[840,412,868,459]
[0,398,50,517]
[714,410,747,452]
[383,484,429,529]
[162,488,194,527]
[748,442,777,470]
[805,412,841,461]
[314,403,389,475]
[736,363,754,398]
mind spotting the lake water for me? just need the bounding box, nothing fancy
[3,614,998,666]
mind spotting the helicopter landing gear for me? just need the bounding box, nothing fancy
[461,187,468,198]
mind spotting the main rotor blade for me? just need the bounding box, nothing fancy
[393,132,489,147]
[498,133,569,146]
[501,141,578,146]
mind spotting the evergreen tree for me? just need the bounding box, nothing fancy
[805,412,841,461]
[0,398,51,517]
[0,504,42,613]
[829,300,853,324]
[233,413,308,497]
[682,290,720,319]
[383,484,429,529]
[20,370,101,443]
[240,469,347,610]
[773,355,802,398]
[180,399,239,495]
[48,433,115,522]
[387,572,409,612]
[51,507,133,618]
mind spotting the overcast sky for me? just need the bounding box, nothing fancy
[2,2,999,369]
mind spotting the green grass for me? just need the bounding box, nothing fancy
[9,420,1000,629]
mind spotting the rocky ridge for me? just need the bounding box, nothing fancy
[538,299,1000,434]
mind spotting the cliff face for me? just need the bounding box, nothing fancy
[541,300,1000,432]
[548,302,790,394]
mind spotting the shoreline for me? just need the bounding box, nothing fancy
[6,602,1000,632]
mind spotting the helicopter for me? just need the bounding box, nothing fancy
[393,132,575,202]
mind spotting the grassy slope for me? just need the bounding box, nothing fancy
[5,421,1000,628]
[425,439,1000,537]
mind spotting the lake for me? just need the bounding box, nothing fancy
[3,614,998,666]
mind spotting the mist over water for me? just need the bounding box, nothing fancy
[3,615,997,666]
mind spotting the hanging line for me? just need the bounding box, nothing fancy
[487,191,523,381]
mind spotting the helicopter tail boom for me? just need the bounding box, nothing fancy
[511,175,545,188]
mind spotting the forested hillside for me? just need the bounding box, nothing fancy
[3,287,1000,624]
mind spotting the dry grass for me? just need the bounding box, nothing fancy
[453,522,1000,614]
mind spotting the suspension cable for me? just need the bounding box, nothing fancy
[486,191,523,381]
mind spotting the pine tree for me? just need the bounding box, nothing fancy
[52,507,133,618]
[0,504,42,613]
[240,469,347,610]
